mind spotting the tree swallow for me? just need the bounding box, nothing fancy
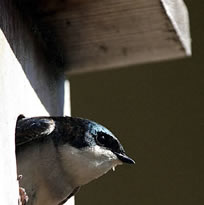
[16,115,135,205]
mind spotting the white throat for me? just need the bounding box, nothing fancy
[59,144,122,186]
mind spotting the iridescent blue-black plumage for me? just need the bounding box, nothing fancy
[16,115,134,205]
[16,115,135,164]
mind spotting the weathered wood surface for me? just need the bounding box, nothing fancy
[0,0,71,204]
[161,0,191,56]
[17,0,191,73]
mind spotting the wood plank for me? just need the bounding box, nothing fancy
[17,0,191,73]
[161,0,191,56]
[0,0,71,204]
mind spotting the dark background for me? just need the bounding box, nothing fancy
[68,1,203,204]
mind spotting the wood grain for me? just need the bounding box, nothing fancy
[0,0,70,204]
[16,0,191,73]
[20,0,190,73]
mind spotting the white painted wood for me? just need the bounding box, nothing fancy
[63,81,74,205]
[64,80,72,117]
[0,28,72,204]
[0,29,49,205]
[0,1,72,204]
[64,196,75,205]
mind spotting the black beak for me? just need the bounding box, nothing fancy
[115,153,135,164]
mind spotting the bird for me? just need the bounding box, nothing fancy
[16,115,135,205]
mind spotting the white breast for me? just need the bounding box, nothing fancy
[58,144,122,186]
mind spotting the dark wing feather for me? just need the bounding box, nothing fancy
[15,116,55,146]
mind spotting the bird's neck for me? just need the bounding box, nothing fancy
[58,144,121,186]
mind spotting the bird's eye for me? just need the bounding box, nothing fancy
[96,133,107,146]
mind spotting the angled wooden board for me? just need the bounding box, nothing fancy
[0,0,71,204]
[18,0,190,73]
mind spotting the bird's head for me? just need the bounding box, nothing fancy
[56,117,135,186]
